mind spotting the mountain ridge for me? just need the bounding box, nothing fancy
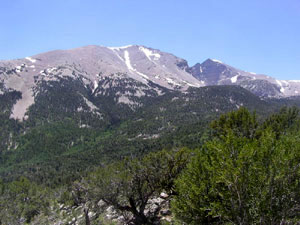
[1,45,300,187]
[1,44,300,121]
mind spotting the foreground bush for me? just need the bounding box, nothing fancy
[172,108,300,224]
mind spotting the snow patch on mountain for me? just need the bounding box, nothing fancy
[108,45,133,51]
[124,50,149,79]
[108,48,125,62]
[47,67,57,74]
[211,59,223,64]
[139,47,161,61]
[93,80,99,93]
[182,80,198,87]
[276,80,282,86]
[25,57,37,63]
[231,75,239,83]
[124,51,135,71]
[165,77,180,86]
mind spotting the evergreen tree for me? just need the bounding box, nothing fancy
[172,108,300,224]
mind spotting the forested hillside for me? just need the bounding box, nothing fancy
[1,107,300,224]
[1,58,300,224]
[0,82,282,184]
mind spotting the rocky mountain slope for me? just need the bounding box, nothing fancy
[1,45,300,225]
[1,44,299,122]
[0,45,202,121]
[191,58,300,98]
[0,84,281,183]
[1,44,300,186]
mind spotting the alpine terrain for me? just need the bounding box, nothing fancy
[0,45,299,122]
[1,45,300,224]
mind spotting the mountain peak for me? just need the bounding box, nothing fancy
[107,45,135,50]
[207,58,224,64]
[1,44,300,121]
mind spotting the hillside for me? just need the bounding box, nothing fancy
[1,45,300,184]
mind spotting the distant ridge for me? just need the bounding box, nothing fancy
[0,44,300,120]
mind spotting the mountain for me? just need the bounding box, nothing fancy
[1,45,300,225]
[191,58,300,98]
[0,45,203,121]
[1,45,300,123]
[1,44,300,182]
[0,84,281,184]
[1,45,300,122]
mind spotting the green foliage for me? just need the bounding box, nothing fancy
[210,107,258,139]
[0,90,22,152]
[262,106,300,138]
[0,81,289,186]
[87,148,191,224]
[0,177,50,224]
[172,108,300,224]
[0,119,103,185]
[93,215,117,225]
[1,74,300,224]
[24,76,107,129]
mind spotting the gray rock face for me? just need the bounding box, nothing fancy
[190,59,300,98]
[0,45,202,120]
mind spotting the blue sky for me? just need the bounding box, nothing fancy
[0,0,299,80]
